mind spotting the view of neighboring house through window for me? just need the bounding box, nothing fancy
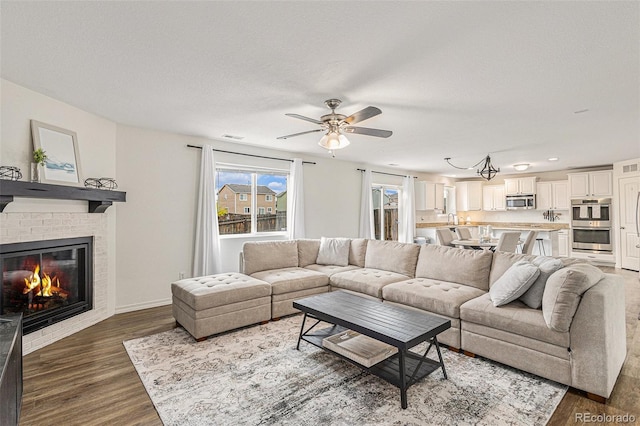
[216,168,288,235]
[372,185,400,241]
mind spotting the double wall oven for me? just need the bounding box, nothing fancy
[571,198,613,253]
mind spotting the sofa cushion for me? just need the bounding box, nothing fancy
[349,238,368,267]
[243,240,298,276]
[415,244,493,291]
[316,237,351,266]
[489,260,540,307]
[460,293,570,348]
[250,267,329,295]
[330,268,410,299]
[382,278,486,319]
[542,263,604,332]
[305,264,360,276]
[297,239,321,267]
[364,240,420,277]
[519,256,564,309]
[488,251,536,287]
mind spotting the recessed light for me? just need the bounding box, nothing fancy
[513,164,530,171]
[548,157,559,161]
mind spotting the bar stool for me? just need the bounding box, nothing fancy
[536,238,546,255]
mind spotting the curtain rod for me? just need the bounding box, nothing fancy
[187,144,316,165]
[357,168,418,178]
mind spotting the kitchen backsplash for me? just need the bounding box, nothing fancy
[416,209,570,224]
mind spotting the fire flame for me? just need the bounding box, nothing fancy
[23,264,63,297]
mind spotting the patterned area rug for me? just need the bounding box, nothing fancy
[124,316,566,425]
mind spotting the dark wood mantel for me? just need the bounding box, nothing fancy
[0,180,126,213]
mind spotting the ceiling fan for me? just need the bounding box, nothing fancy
[276,99,392,151]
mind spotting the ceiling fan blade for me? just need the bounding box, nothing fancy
[276,129,323,140]
[343,126,393,138]
[285,113,323,125]
[342,106,382,125]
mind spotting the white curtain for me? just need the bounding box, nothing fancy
[359,169,375,239]
[287,158,305,239]
[193,144,221,277]
[400,175,416,243]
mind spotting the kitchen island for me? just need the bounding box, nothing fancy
[416,222,569,256]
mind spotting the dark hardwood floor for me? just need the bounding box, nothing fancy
[19,268,640,425]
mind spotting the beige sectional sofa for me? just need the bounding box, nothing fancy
[239,238,627,401]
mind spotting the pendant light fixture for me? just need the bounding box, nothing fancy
[444,154,501,181]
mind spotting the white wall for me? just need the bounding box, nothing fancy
[115,124,413,312]
[0,78,118,318]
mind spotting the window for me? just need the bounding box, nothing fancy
[372,185,400,241]
[216,167,288,235]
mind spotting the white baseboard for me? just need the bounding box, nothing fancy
[115,298,172,314]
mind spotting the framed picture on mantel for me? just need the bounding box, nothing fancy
[31,120,82,186]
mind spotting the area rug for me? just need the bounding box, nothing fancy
[123,317,567,426]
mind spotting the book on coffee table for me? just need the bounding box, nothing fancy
[323,330,397,367]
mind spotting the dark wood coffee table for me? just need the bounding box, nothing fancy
[293,291,451,409]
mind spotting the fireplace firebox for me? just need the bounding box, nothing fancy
[1,237,93,334]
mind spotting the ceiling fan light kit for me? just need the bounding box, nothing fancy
[277,98,392,154]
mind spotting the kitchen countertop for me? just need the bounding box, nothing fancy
[416,222,569,231]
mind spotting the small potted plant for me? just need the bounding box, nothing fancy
[32,148,47,182]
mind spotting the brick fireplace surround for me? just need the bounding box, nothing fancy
[0,211,109,354]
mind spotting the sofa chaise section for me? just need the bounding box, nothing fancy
[461,251,626,400]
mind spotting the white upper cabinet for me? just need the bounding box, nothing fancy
[482,185,506,211]
[504,177,537,195]
[536,181,569,210]
[456,181,482,211]
[415,181,444,210]
[568,171,613,198]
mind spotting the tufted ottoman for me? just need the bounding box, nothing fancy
[171,273,272,341]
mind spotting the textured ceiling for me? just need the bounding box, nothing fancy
[2,1,639,176]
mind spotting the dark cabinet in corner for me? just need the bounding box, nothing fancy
[0,314,22,426]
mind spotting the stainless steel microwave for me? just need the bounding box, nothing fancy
[506,194,536,210]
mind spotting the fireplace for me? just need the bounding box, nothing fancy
[1,237,93,334]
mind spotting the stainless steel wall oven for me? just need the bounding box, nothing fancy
[571,198,613,253]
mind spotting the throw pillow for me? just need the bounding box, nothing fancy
[316,237,351,266]
[489,260,540,307]
[519,256,564,309]
[542,263,604,332]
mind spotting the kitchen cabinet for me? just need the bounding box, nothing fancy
[536,181,569,210]
[568,171,613,198]
[504,177,537,195]
[557,230,569,257]
[482,185,506,211]
[415,181,444,211]
[455,181,482,211]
